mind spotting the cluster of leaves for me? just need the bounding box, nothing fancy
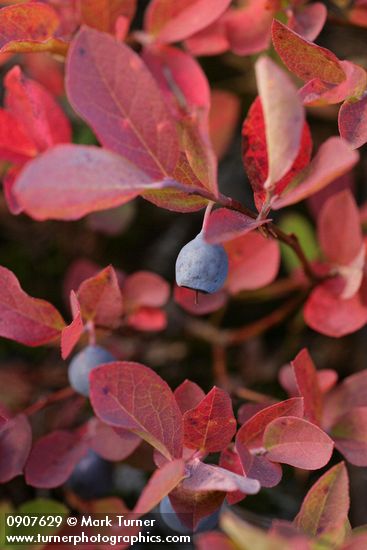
[1,0,367,548]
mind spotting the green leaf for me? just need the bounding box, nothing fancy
[279,212,319,272]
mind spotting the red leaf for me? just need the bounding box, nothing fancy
[12,144,159,221]
[5,66,71,152]
[25,430,87,488]
[204,208,269,244]
[219,445,247,504]
[339,95,367,149]
[0,2,60,53]
[61,293,83,360]
[90,361,183,460]
[0,265,65,346]
[272,19,346,84]
[182,458,260,495]
[254,56,305,192]
[183,387,237,453]
[304,278,367,338]
[86,418,141,462]
[0,109,37,164]
[236,398,304,449]
[294,462,349,538]
[174,286,227,315]
[242,97,312,211]
[225,232,280,294]
[169,484,225,531]
[142,44,210,124]
[174,380,205,414]
[331,407,367,466]
[144,0,231,44]
[271,138,359,210]
[133,459,186,516]
[289,2,327,42]
[225,0,278,56]
[264,416,334,469]
[127,307,167,331]
[291,349,323,425]
[123,271,169,308]
[77,266,123,329]
[185,16,230,57]
[79,0,136,33]
[209,90,240,160]
[236,441,283,488]
[0,415,32,483]
[66,27,180,180]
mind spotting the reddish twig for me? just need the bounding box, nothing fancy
[22,386,77,417]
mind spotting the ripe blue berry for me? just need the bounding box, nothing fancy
[68,345,114,397]
[159,496,220,533]
[175,232,228,294]
[68,450,113,499]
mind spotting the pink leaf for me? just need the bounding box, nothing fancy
[174,380,205,414]
[225,0,278,56]
[331,407,367,466]
[291,349,323,425]
[127,307,167,331]
[66,27,180,180]
[204,208,270,244]
[318,190,363,267]
[183,458,260,495]
[0,415,32,483]
[339,94,367,149]
[90,361,183,460]
[304,278,367,338]
[323,370,367,430]
[185,16,230,57]
[196,532,236,550]
[236,398,304,449]
[123,271,169,308]
[134,459,186,516]
[219,445,247,504]
[5,65,71,152]
[12,145,158,221]
[255,56,304,191]
[271,138,359,210]
[294,462,349,537]
[25,430,87,488]
[77,266,124,328]
[0,265,65,346]
[225,232,280,294]
[264,416,334,469]
[183,387,237,453]
[86,418,141,461]
[144,0,232,44]
[289,2,327,42]
[174,286,227,315]
[272,19,346,84]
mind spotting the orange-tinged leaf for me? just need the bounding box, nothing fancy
[294,462,349,538]
[90,361,183,460]
[272,19,346,85]
[0,265,65,346]
[0,2,60,53]
[80,0,136,33]
[183,387,236,453]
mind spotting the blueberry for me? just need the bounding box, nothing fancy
[175,233,228,294]
[68,450,113,499]
[159,496,220,534]
[68,345,114,397]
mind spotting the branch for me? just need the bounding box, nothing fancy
[22,386,77,417]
